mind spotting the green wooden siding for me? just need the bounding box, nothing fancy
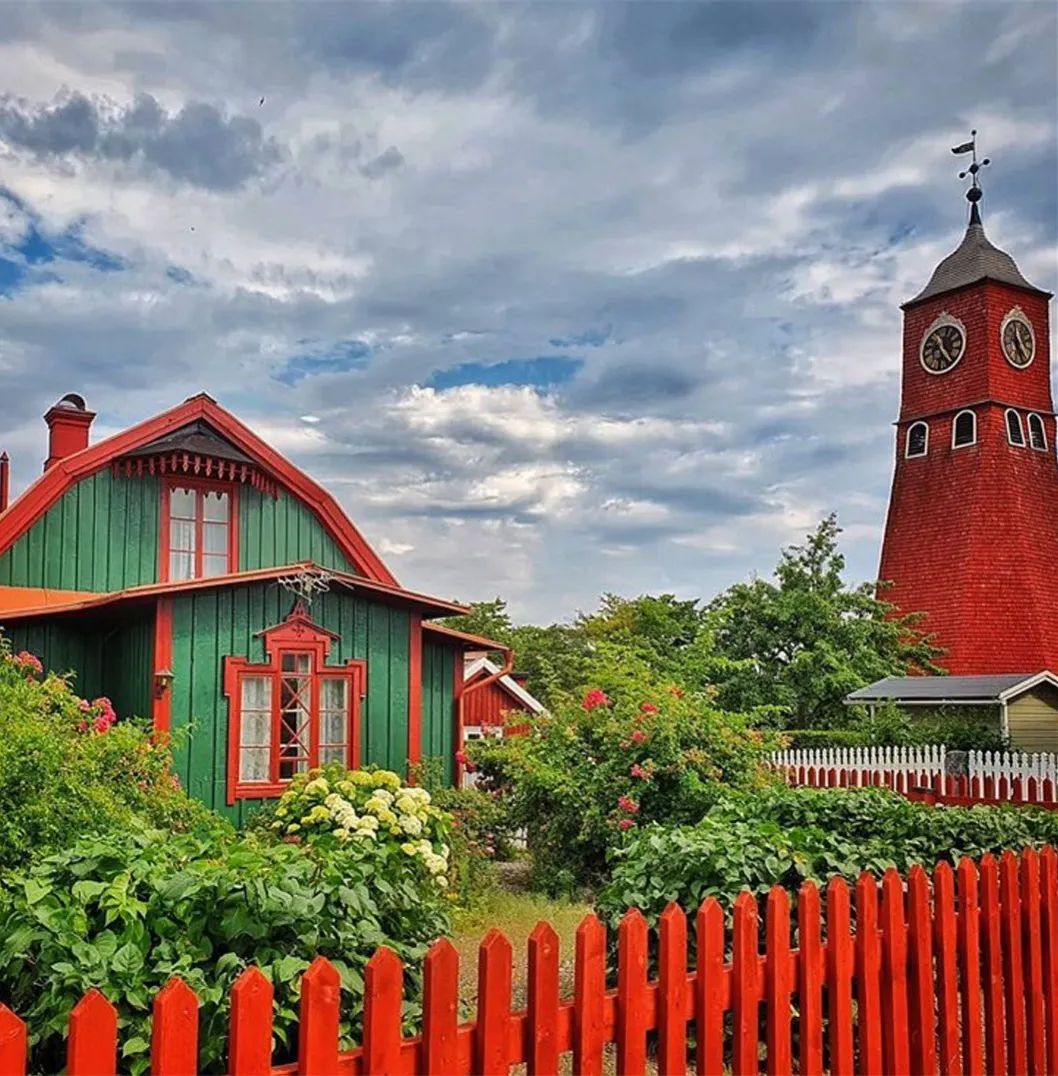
[1,608,153,718]
[169,581,412,824]
[421,639,457,785]
[0,470,160,591]
[238,489,357,573]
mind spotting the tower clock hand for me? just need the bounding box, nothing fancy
[936,338,952,365]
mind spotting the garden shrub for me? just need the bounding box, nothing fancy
[778,729,871,749]
[469,681,778,893]
[0,819,452,1074]
[0,637,214,869]
[598,784,1058,926]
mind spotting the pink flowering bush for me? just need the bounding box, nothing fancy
[467,664,780,892]
[0,634,213,868]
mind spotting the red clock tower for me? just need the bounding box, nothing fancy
[879,141,1057,674]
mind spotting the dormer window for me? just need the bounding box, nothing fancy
[1006,409,1026,448]
[1028,413,1048,452]
[163,482,236,581]
[905,422,929,458]
[952,410,976,448]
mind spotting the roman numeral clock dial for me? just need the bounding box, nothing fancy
[1001,308,1035,368]
[920,314,966,374]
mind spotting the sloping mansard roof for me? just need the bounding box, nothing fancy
[904,206,1050,308]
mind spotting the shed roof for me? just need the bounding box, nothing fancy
[846,672,1058,705]
[464,654,545,713]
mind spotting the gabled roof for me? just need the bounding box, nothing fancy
[464,653,545,714]
[846,672,1058,706]
[904,212,1050,308]
[0,394,396,585]
[422,621,512,653]
[0,562,468,621]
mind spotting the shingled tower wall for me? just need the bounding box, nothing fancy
[878,207,1057,674]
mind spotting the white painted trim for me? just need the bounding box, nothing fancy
[905,421,929,458]
[463,655,546,714]
[1000,306,1036,369]
[996,671,1058,701]
[951,409,977,449]
[1006,408,1026,447]
[920,311,967,375]
[1028,412,1048,452]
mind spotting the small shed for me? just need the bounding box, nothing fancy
[845,672,1058,751]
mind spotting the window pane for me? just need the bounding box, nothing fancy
[203,490,229,522]
[202,554,229,578]
[953,412,975,447]
[240,747,270,783]
[240,712,271,747]
[1008,411,1025,446]
[281,653,311,673]
[1029,416,1047,451]
[320,711,347,746]
[169,551,194,581]
[169,519,196,552]
[907,424,927,457]
[320,679,348,713]
[170,487,197,519]
[241,675,272,713]
[320,745,346,766]
[203,523,228,554]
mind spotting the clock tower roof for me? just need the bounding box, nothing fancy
[903,205,1050,310]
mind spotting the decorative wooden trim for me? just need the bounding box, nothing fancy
[223,607,365,804]
[0,393,396,585]
[152,597,173,734]
[407,613,422,770]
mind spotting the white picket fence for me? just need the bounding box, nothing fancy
[771,744,1058,804]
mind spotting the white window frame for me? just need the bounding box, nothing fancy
[905,421,929,459]
[1027,413,1048,452]
[1006,409,1026,447]
[952,410,977,449]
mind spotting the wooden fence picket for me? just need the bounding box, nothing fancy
[0,1004,26,1076]
[933,862,961,1075]
[906,865,937,1075]
[527,922,560,1076]
[68,989,116,1076]
[616,908,650,1076]
[797,882,824,1076]
[657,903,688,1076]
[764,886,792,1076]
[229,967,273,1076]
[695,897,726,1076]
[152,977,199,1076]
[1020,848,1046,1075]
[880,868,911,1076]
[422,937,460,1076]
[476,929,512,1076]
[1000,850,1029,1075]
[979,854,1007,1076]
[854,873,883,1075]
[826,876,855,1076]
[1042,847,1058,1076]
[297,956,340,1076]
[573,914,606,1076]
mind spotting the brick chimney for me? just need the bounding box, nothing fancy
[44,394,95,470]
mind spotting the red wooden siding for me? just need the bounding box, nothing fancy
[9,846,1058,1074]
[462,673,529,728]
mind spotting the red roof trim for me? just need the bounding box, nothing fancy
[422,621,511,653]
[0,394,397,585]
[0,562,469,621]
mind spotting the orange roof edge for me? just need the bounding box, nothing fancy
[0,563,470,622]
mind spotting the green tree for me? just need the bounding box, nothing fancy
[441,597,514,646]
[706,515,942,728]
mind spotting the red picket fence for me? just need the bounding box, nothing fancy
[4,846,1058,1074]
[775,762,1058,810]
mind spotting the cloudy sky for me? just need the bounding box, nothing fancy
[0,3,1055,621]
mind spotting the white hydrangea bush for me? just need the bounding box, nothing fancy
[270,764,453,888]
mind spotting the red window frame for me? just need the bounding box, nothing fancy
[160,478,239,582]
[224,609,366,803]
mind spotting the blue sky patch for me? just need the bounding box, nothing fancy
[427,355,583,391]
[274,339,374,385]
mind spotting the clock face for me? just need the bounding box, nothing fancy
[1001,310,1035,368]
[920,318,966,374]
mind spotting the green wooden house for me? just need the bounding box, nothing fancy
[0,393,506,822]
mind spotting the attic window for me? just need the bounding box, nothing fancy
[905,422,928,458]
[1006,409,1026,448]
[1028,413,1048,452]
[163,482,235,581]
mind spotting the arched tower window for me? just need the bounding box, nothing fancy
[1006,409,1026,447]
[905,422,928,458]
[952,410,976,448]
[1028,413,1048,452]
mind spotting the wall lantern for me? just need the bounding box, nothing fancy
[154,668,176,699]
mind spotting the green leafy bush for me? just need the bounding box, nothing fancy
[851,701,1007,751]
[469,679,778,893]
[0,637,214,869]
[598,784,1058,926]
[778,729,871,749]
[0,822,451,1074]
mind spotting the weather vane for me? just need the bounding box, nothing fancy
[276,567,334,606]
[951,129,989,219]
